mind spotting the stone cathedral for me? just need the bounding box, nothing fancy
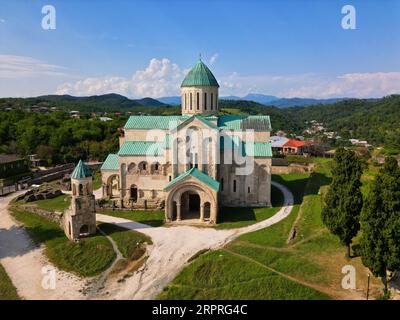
[101,59,272,224]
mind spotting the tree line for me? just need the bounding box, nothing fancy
[322,148,400,297]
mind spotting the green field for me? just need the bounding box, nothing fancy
[159,159,382,300]
[10,208,116,277]
[0,264,20,300]
[98,223,152,261]
[216,184,284,229]
[98,209,165,227]
[33,194,71,212]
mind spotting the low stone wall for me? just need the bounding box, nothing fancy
[14,204,64,227]
[272,163,315,174]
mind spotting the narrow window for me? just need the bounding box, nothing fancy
[211,93,214,110]
[169,176,172,182]
[204,92,207,110]
[248,186,251,193]
[233,180,237,192]
[190,93,193,110]
[221,178,224,191]
[197,92,200,110]
[185,93,187,110]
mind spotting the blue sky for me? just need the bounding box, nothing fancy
[0,0,399,98]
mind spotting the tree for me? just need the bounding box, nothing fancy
[360,157,400,293]
[322,148,364,257]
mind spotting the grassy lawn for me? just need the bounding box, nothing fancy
[10,208,116,277]
[157,250,329,300]
[215,184,284,229]
[98,209,165,227]
[159,160,384,300]
[0,263,20,300]
[33,194,71,212]
[98,223,152,261]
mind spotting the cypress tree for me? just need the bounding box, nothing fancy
[322,148,364,257]
[360,157,400,293]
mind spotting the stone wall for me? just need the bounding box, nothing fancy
[271,163,315,174]
[14,204,64,227]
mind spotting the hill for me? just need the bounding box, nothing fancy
[0,94,166,112]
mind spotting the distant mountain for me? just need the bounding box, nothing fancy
[0,93,167,112]
[269,97,348,108]
[157,96,181,105]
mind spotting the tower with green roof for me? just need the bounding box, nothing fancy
[64,160,96,240]
[181,59,219,116]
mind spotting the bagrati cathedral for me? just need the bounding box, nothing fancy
[101,59,273,224]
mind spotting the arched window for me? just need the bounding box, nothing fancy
[79,184,83,196]
[196,92,200,110]
[204,92,207,110]
[233,180,237,192]
[248,186,251,193]
[128,163,136,174]
[139,161,148,173]
[221,178,224,191]
[184,93,187,110]
[190,93,193,110]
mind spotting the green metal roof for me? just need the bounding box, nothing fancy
[124,115,271,132]
[218,115,271,131]
[101,154,119,171]
[118,141,165,156]
[245,142,273,157]
[124,115,189,130]
[181,60,219,87]
[71,160,92,179]
[164,168,220,191]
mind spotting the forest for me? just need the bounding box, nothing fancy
[0,94,399,165]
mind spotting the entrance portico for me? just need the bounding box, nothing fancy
[164,168,219,224]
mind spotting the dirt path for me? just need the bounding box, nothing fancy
[0,191,86,300]
[94,181,294,299]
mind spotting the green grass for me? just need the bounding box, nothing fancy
[33,194,71,212]
[98,223,152,261]
[0,264,20,300]
[157,250,329,300]
[238,173,310,247]
[98,209,165,227]
[10,208,116,277]
[215,185,284,229]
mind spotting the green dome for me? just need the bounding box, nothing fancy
[181,60,219,87]
[71,160,92,179]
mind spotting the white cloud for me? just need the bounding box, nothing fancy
[283,72,400,98]
[57,58,185,98]
[0,18,5,23]
[0,55,67,78]
[209,53,219,65]
[55,56,400,99]
[219,71,400,98]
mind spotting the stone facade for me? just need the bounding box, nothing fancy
[101,60,273,224]
[64,166,96,240]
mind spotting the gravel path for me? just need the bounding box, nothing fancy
[95,181,294,299]
[0,181,293,300]
[0,191,85,300]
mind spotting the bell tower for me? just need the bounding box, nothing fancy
[63,160,96,240]
[181,59,219,115]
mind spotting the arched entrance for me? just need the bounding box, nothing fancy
[181,191,201,220]
[107,175,120,198]
[80,224,89,235]
[130,185,138,202]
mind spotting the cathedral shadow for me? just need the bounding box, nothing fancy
[272,175,310,205]
[303,172,332,196]
[217,207,257,224]
[0,225,41,259]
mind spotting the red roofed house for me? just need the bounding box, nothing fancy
[282,139,310,155]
